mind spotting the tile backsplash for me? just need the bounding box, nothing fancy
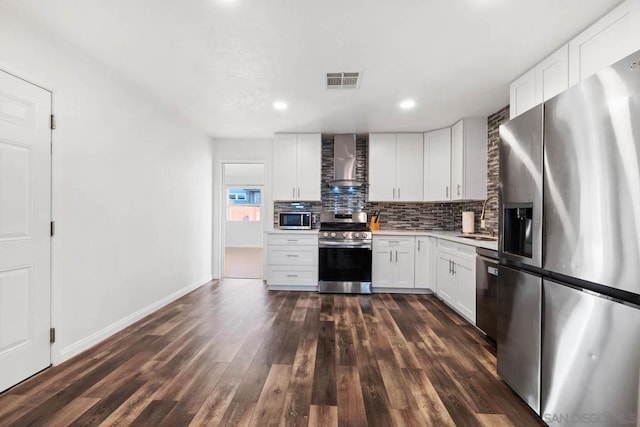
[274,108,506,232]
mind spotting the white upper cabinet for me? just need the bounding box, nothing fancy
[424,128,452,201]
[510,46,569,119]
[535,45,569,103]
[369,133,423,202]
[509,68,537,119]
[273,134,299,200]
[569,0,639,86]
[273,133,321,201]
[450,118,487,201]
[395,134,424,201]
[296,133,322,201]
[368,133,396,201]
[510,0,639,119]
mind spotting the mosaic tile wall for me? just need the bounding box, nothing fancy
[274,107,507,231]
[483,105,510,233]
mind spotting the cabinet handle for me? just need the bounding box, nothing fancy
[287,239,299,242]
[395,250,398,262]
[286,274,298,278]
[397,188,401,199]
[286,254,298,257]
[389,251,393,262]
[417,240,421,251]
[297,187,300,198]
[457,184,461,196]
[449,260,452,274]
[393,188,396,200]
[446,186,449,198]
[387,240,400,244]
[452,261,456,275]
[292,188,296,199]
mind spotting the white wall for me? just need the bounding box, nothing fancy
[212,139,273,278]
[0,8,213,363]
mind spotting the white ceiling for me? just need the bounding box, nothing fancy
[4,0,624,138]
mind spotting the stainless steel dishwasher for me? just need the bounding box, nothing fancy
[476,247,498,342]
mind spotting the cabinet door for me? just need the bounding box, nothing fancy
[424,128,451,201]
[569,1,638,86]
[273,134,298,200]
[453,255,476,323]
[393,240,415,288]
[414,238,430,289]
[372,240,394,287]
[395,133,423,201]
[450,120,464,201]
[509,68,536,119]
[436,252,455,305]
[368,134,397,201]
[535,45,568,103]
[296,133,321,201]
[428,238,439,292]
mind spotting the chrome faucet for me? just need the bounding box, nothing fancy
[480,195,499,231]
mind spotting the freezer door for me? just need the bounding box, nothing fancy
[499,104,543,268]
[543,49,640,296]
[541,279,640,426]
[497,265,542,414]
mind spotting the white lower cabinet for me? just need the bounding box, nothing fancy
[415,237,437,291]
[436,240,477,323]
[372,236,415,289]
[265,233,318,289]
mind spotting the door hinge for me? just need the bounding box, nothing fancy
[50,114,56,130]
[50,328,56,343]
[50,221,55,237]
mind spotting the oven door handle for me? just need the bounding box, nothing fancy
[319,241,372,249]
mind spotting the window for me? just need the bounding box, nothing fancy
[227,188,261,222]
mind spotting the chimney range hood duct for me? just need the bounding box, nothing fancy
[329,134,363,188]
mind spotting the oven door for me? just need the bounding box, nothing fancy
[318,242,372,287]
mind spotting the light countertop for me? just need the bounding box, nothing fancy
[372,230,498,250]
[265,228,498,250]
[266,229,319,234]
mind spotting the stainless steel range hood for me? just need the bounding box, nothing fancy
[329,134,363,188]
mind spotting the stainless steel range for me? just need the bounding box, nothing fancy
[318,212,372,294]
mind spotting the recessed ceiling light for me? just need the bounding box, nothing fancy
[399,99,416,110]
[273,101,288,111]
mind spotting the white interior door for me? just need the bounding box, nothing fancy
[0,70,51,392]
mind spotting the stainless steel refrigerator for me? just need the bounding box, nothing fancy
[498,49,640,426]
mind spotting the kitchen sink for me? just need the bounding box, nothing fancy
[458,234,498,242]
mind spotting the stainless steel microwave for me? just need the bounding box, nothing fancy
[278,212,312,229]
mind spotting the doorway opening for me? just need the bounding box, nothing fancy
[222,164,265,279]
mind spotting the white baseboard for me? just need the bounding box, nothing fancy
[268,284,318,292]
[372,287,435,294]
[54,275,212,364]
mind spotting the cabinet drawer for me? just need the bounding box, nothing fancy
[373,236,415,249]
[267,247,317,266]
[438,239,476,258]
[266,266,318,285]
[267,234,318,247]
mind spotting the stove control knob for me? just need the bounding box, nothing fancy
[353,232,359,238]
[330,232,337,238]
[343,232,349,238]
[323,232,329,237]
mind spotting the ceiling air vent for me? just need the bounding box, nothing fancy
[326,72,361,89]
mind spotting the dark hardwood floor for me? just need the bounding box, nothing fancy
[0,278,543,426]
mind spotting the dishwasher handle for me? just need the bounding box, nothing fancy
[488,266,498,276]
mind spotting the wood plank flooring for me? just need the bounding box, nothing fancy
[0,278,543,426]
